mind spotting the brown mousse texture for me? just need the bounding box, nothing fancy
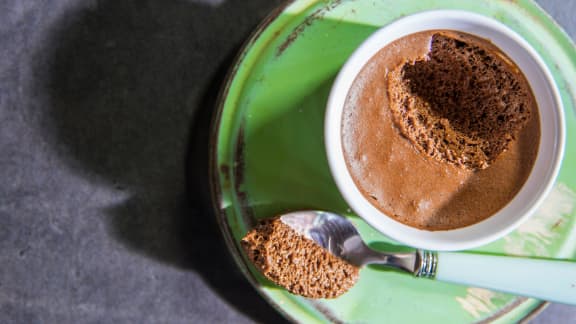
[241,217,359,299]
[388,33,532,170]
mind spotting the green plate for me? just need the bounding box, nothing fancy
[211,0,576,322]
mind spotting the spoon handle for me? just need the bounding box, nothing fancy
[434,252,576,305]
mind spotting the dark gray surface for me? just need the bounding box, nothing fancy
[0,0,573,323]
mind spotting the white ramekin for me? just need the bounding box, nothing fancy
[325,10,565,251]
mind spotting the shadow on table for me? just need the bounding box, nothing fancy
[41,0,287,322]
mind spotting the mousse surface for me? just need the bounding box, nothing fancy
[342,30,540,230]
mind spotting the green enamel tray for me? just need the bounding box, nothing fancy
[211,0,576,322]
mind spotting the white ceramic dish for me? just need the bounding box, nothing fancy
[325,10,565,251]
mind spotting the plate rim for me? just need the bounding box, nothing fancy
[208,1,301,322]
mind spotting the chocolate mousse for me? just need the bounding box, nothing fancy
[342,30,540,230]
[241,217,359,298]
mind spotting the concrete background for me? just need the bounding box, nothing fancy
[0,0,574,322]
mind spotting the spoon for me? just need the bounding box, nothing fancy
[280,210,576,305]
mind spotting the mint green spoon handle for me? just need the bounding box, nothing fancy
[435,252,576,305]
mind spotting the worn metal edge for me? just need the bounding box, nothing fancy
[208,1,302,323]
[519,302,550,324]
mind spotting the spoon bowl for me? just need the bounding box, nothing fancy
[280,210,436,276]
